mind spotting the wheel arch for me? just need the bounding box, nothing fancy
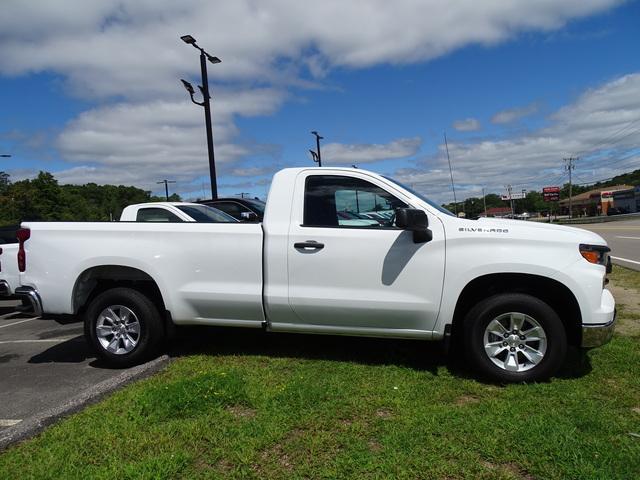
[450,273,582,347]
[72,265,167,319]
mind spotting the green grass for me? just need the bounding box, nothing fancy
[2,271,640,479]
[612,264,640,291]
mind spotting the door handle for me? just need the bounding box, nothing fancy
[294,241,325,250]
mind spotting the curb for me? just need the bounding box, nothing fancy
[0,355,170,451]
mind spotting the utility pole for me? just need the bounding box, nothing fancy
[237,192,250,198]
[564,157,577,218]
[157,179,176,201]
[505,184,515,217]
[311,131,323,166]
[444,133,458,215]
[482,187,487,217]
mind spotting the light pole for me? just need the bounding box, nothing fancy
[157,179,176,201]
[311,131,323,167]
[180,34,221,199]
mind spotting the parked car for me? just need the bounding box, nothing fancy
[0,231,19,299]
[0,245,16,296]
[8,167,615,382]
[120,202,237,223]
[198,197,265,222]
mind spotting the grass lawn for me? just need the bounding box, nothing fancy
[1,270,639,479]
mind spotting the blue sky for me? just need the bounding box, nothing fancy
[1,0,639,202]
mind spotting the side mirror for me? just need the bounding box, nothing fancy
[395,208,432,243]
[240,211,258,222]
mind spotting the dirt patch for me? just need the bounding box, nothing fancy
[632,407,640,415]
[482,460,535,479]
[608,281,640,336]
[216,458,234,473]
[225,405,257,419]
[368,439,382,453]
[252,428,306,474]
[454,395,480,406]
[375,408,394,418]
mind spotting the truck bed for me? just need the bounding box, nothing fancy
[20,222,265,325]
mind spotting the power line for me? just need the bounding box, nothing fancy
[444,132,458,215]
[570,149,640,185]
[574,118,640,157]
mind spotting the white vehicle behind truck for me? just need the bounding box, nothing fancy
[119,202,237,223]
[8,167,616,381]
[0,226,19,299]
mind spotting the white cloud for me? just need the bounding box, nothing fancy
[453,118,481,132]
[396,73,640,203]
[0,0,625,188]
[491,102,539,124]
[322,137,422,165]
[53,88,285,189]
[0,1,623,97]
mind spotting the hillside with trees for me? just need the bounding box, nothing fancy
[0,171,180,227]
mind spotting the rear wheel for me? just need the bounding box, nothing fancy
[84,287,164,367]
[463,293,566,382]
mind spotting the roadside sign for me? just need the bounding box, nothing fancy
[543,186,560,202]
[501,192,526,200]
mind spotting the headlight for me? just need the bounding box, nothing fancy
[579,244,611,269]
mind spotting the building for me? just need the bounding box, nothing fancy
[482,207,513,218]
[558,185,636,216]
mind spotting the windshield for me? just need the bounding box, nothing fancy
[176,205,238,223]
[383,176,456,217]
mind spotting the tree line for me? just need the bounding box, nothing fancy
[0,171,180,227]
[442,168,640,218]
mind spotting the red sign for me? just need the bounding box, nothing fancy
[543,186,560,202]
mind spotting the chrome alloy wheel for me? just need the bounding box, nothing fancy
[95,305,141,355]
[483,312,547,373]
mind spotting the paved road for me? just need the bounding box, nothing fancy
[573,219,640,271]
[0,300,159,438]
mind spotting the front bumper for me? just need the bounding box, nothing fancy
[582,309,616,348]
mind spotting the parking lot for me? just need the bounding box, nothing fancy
[0,300,166,446]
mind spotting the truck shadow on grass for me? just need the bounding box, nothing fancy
[167,326,592,382]
[25,319,592,380]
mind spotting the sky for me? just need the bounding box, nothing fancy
[1,0,639,203]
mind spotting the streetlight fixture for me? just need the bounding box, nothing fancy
[180,34,221,199]
[310,131,323,167]
[0,154,11,158]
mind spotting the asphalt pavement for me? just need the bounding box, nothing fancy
[573,219,640,271]
[0,300,168,448]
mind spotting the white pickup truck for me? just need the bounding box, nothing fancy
[8,167,616,381]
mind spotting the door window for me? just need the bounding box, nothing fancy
[211,201,249,220]
[303,175,407,228]
[136,208,182,222]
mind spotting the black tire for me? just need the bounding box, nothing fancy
[463,293,567,382]
[84,287,164,367]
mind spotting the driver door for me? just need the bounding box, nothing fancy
[283,172,445,335]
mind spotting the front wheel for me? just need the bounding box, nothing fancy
[84,287,164,367]
[463,293,567,382]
